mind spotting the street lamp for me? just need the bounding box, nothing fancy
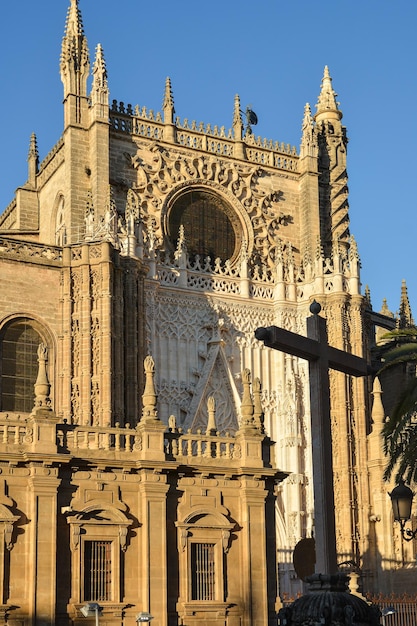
[136,612,154,623]
[381,606,396,626]
[389,480,417,541]
[80,602,103,626]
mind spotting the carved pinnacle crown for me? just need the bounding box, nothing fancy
[315,66,342,122]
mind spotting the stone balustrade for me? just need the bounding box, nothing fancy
[0,413,239,465]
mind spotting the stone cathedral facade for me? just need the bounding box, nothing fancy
[0,1,413,625]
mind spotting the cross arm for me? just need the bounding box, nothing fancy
[255,325,370,378]
[255,326,320,361]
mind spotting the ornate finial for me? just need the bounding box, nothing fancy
[300,103,317,159]
[398,279,414,328]
[315,236,324,262]
[315,66,342,122]
[348,234,359,261]
[141,356,159,421]
[240,239,248,264]
[240,369,254,428]
[364,285,372,308]
[233,94,244,137]
[84,193,95,240]
[310,300,321,315]
[206,396,217,435]
[286,242,294,266]
[174,224,187,260]
[32,343,52,414]
[371,377,385,426]
[274,237,284,266]
[90,44,109,108]
[252,378,264,432]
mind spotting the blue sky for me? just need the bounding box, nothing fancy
[0,1,416,317]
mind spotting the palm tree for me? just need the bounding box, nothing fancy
[379,326,417,483]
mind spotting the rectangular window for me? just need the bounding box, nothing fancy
[191,543,215,601]
[84,540,112,601]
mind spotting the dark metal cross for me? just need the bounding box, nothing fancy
[255,301,368,575]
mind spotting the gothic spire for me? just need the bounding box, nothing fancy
[398,279,414,328]
[315,66,342,122]
[60,0,90,100]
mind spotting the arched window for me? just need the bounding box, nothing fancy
[0,320,42,413]
[55,196,66,246]
[167,189,238,262]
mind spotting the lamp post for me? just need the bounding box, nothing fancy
[389,480,417,541]
[136,612,153,623]
[80,602,102,626]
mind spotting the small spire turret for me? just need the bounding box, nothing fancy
[27,132,39,186]
[379,298,393,318]
[300,103,317,159]
[163,77,175,124]
[90,44,109,116]
[398,279,414,328]
[233,94,243,140]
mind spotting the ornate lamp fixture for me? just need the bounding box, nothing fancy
[136,612,153,623]
[80,603,102,626]
[389,480,417,541]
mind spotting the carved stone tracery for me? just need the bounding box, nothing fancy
[132,142,289,269]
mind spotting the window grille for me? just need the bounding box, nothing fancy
[191,543,215,601]
[168,190,236,262]
[1,321,40,412]
[84,540,112,601]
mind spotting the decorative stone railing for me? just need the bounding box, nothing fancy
[153,250,275,299]
[0,414,32,447]
[164,429,237,461]
[0,414,240,465]
[109,99,298,172]
[0,238,62,263]
[56,422,139,454]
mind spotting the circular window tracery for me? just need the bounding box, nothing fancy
[167,189,240,263]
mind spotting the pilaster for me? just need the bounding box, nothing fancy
[137,470,169,626]
[28,465,61,626]
[238,476,270,626]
